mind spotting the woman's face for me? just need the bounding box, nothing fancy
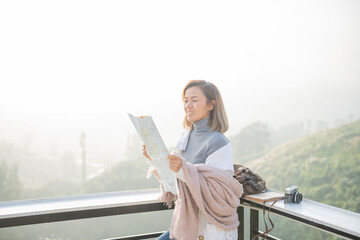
[184,86,213,123]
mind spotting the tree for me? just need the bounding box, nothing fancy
[231,121,271,163]
[0,159,22,201]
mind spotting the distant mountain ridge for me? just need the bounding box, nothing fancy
[246,120,360,213]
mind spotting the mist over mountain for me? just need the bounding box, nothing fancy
[0,0,359,238]
[247,119,360,212]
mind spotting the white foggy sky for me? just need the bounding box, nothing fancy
[0,0,359,163]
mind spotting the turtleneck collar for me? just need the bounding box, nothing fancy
[193,117,211,132]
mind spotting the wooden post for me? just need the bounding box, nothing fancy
[250,208,259,240]
[237,206,244,240]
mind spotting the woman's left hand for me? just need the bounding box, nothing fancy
[168,154,182,173]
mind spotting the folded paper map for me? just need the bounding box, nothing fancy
[128,113,179,195]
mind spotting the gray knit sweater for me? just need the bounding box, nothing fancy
[179,117,230,164]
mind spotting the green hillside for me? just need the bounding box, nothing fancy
[247,119,360,212]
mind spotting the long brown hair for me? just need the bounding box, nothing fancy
[182,80,229,133]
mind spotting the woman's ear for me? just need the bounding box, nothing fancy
[208,100,215,111]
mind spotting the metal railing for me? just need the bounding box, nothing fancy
[1,188,359,240]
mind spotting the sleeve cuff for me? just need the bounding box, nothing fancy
[175,167,186,183]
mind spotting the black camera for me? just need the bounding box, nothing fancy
[284,185,303,204]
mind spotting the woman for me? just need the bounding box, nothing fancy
[142,80,243,240]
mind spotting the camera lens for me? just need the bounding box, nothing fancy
[294,192,303,203]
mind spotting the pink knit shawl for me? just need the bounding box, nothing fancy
[159,158,243,240]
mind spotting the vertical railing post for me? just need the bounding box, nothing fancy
[250,209,259,240]
[237,206,244,240]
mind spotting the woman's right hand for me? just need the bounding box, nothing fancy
[142,144,151,161]
[142,144,161,180]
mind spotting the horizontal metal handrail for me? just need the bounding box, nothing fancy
[0,188,359,239]
[0,188,171,228]
[102,231,165,240]
[241,191,360,240]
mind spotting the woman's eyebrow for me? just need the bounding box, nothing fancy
[184,96,199,99]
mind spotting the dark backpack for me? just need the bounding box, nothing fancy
[233,164,267,197]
